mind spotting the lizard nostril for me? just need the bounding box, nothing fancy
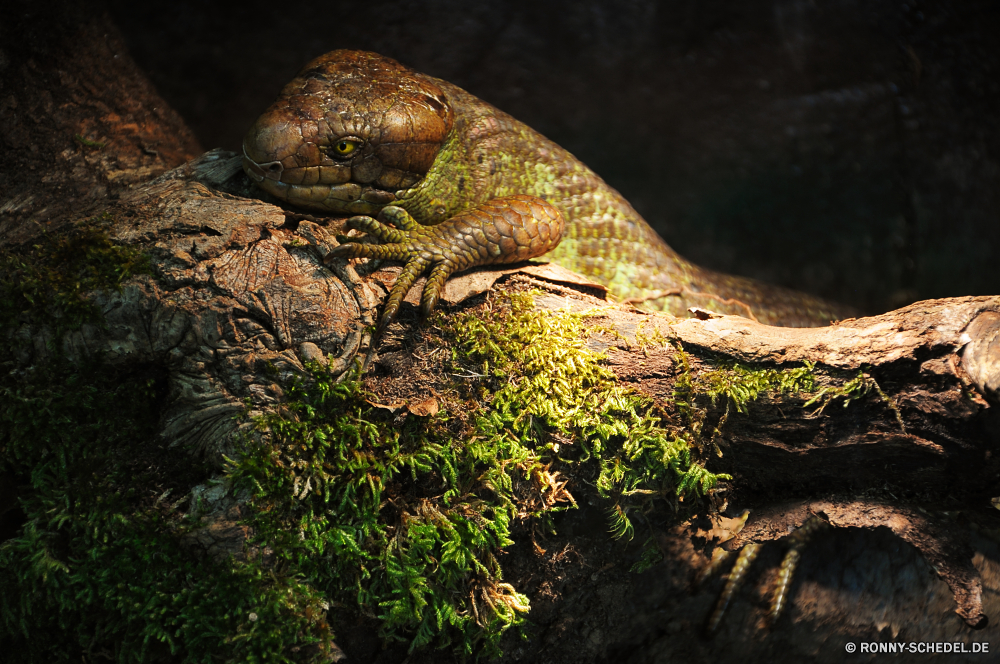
[262,161,284,181]
[241,152,284,184]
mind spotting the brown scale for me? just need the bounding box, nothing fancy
[243,50,856,327]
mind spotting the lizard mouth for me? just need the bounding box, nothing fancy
[242,149,282,183]
[242,145,398,214]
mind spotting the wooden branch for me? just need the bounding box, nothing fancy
[581,295,1000,495]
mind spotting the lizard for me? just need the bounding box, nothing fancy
[241,49,853,335]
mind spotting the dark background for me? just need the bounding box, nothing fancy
[105,0,1000,315]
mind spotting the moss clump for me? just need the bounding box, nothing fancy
[229,373,528,658]
[224,293,731,658]
[696,355,895,422]
[0,215,149,342]
[699,359,818,413]
[449,295,729,538]
[0,363,337,662]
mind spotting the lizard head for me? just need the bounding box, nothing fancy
[243,50,453,214]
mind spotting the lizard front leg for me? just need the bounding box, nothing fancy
[326,194,565,339]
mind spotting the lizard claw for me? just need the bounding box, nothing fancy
[326,195,564,339]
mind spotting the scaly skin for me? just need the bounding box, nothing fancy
[243,49,851,328]
[330,195,564,337]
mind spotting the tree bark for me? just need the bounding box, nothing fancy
[3,5,1000,663]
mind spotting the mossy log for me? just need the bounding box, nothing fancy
[2,5,1000,664]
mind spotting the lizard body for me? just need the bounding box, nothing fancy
[243,50,850,327]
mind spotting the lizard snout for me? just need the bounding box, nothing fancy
[242,149,283,183]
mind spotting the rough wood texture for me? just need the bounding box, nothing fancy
[0,3,201,244]
[604,296,1000,497]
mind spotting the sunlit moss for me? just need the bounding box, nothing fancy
[223,292,734,657]
[450,294,730,527]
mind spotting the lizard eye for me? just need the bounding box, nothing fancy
[330,139,360,158]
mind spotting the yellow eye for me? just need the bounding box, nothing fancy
[331,139,359,157]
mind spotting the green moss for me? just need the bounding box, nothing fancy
[700,359,818,413]
[803,367,904,431]
[2,223,895,661]
[448,294,730,533]
[669,343,906,465]
[0,362,338,662]
[74,134,107,149]
[222,293,732,658]
[0,214,150,343]
[629,536,665,574]
[228,364,530,659]
[633,319,668,351]
[674,354,821,458]
[0,226,335,662]
[695,354,896,423]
